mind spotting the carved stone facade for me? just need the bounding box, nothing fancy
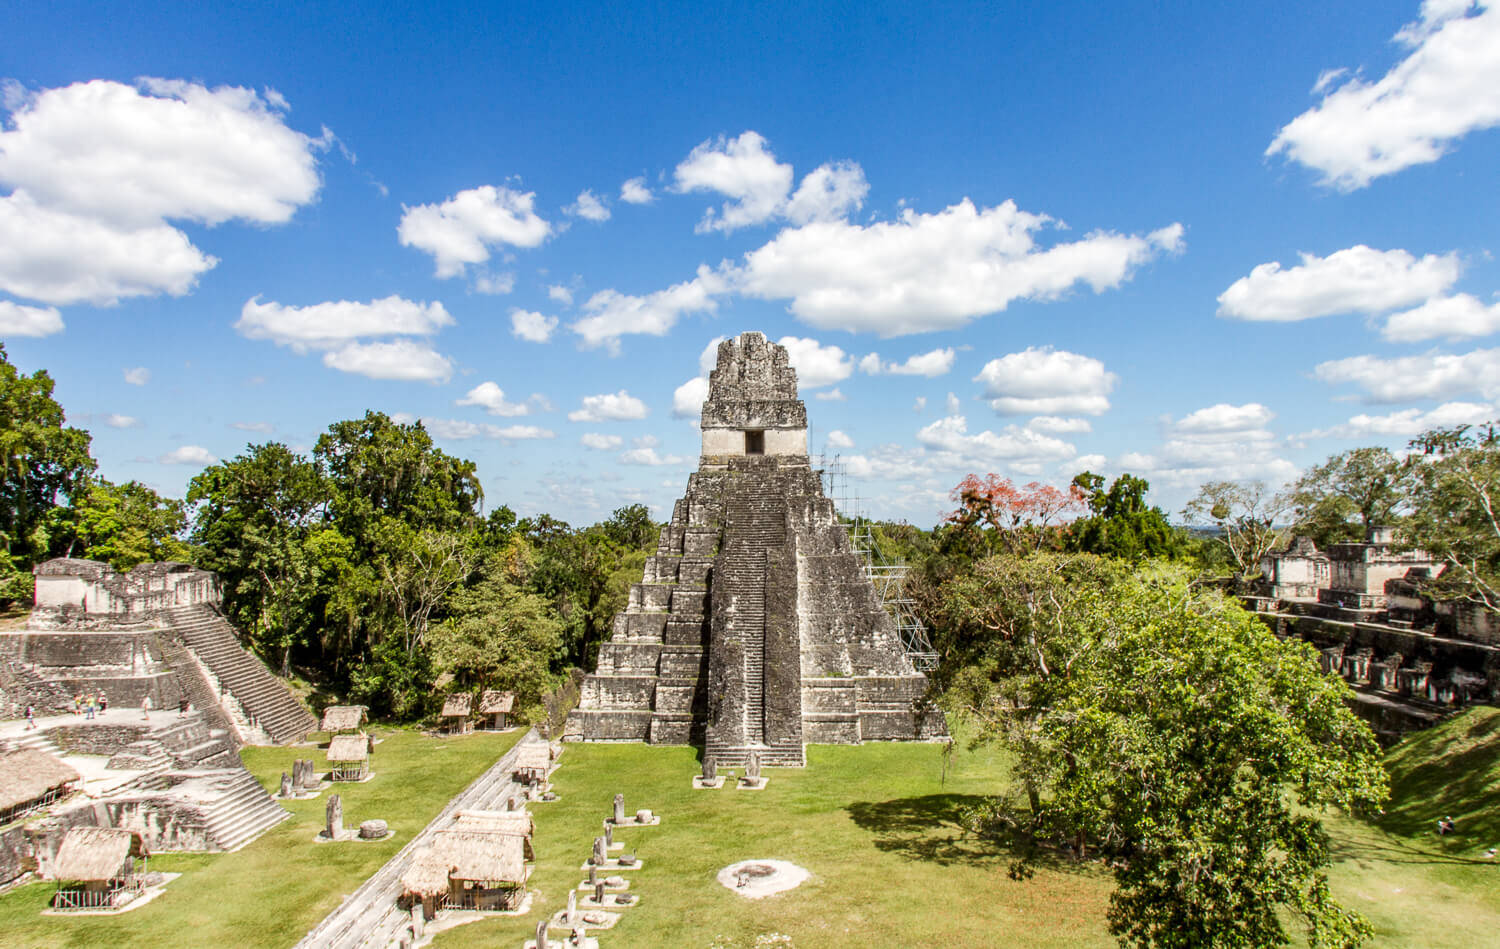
[567,333,945,765]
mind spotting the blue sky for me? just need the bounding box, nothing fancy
[4,0,1500,525]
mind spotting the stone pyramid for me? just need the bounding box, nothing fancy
[566,332,946,766]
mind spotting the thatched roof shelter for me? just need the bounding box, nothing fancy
[440,693,472,718]
[51,828,147,882]
[327,734,369,763]
[478,690,514,714]
[401,830,528,898]
[320,705,367,733]
[0,748,80,813]
[453,810,534,859]
[514,744,551,771]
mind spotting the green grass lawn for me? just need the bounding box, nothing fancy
[0,727,521,949]
[430,737,1118,949]
[1323,705,1500,949]
[2,708,1497,949]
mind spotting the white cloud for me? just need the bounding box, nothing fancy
[547,284,574,305]
[321,340,453,382]
[946,392,961,414]
[420,417,553,441]
[1172,402,1275,435]
[230,420,273,433]
[457,381,529,416]
[581,432,624,450]
[0,190,216,306]
[1268,1,1500,189]
[975,347,1118,416]
[1117,402,1295,490]
[159,445,216,465]
[1217,245,1460,322]
[397,185,551,278]
[236,295,452,351]
[620,176,653,204]
[102,414,141,429]
[0,79,324,306]
[860,347,956,377]
[913,396,927,412]
[1314,347,1500,402]
[123,367,150,385]
[784,160,869,225]
[673,376,711,419]
[568,389,649,422]
[620,447,687,466]
[571,265,728,353]
[1382,293,1500,341]
[1027,415,1092,434]
[510,308,558,343]
[472,271,515,295]
[673,131,794,233]
[777,336,854,389]
[815,388,846,402]
[916,415,1077,465]
[0,299,62,336]
[670,337,728,420]
[566,189,611,222]
[733,198,1182,336]
[826,429,855,449]
[1298,401,1495,439]
[673,131,868,233]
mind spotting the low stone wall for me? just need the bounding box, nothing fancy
[49,723,150,756]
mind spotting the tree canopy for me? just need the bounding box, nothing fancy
[932,552,1387,949]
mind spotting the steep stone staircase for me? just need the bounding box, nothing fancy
[707,469,804,768]
[161,605,315,744]
[199,768,291,851]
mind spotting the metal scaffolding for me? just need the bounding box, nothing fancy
[816,453,939,672]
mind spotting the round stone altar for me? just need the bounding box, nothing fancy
[715,859,809,899]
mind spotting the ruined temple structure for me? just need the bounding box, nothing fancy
[567,332,946,766]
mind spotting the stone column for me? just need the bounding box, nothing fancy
[279,772,293,798]
[535,918,549,949]
[591,836,606,866]
[326,794,343,839]
[612,793,625,824]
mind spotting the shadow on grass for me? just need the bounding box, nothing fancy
[845,793,1092,878]
[1372,706,1500,844]
[1329,829,1496,868]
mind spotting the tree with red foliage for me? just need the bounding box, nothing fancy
[947,474,1085,554]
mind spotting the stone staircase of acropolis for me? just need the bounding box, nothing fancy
[161,604,316,745]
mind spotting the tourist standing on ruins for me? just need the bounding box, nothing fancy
[85,694,95,720]
[142,695,152,720]
[24,703,34,730]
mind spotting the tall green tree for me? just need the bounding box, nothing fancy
[1067,472,1180,560]
[61,479,191,569]
[429,557,563,713]
[0,344,95,599]
[1181,479,1286,579]
[934,554,1387,949]
[188,442,330,673]
[1404,423,1500,609]
[1288,447,1408,547]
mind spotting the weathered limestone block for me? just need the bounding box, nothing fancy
[656,647,706,678]
[359,819,388,839]
[580,676,655,709]
[669,588,709,616]
[663,618,708,646]
[683,529,719,557]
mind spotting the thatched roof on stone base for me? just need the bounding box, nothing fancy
[51,828,147,882]
[320,705,367,732]
[513,744,552,773]
[440,693,471,717]
[401,831,528,897]
[0,748,80,812]
[478,690,514,714]
[327,734,369,763]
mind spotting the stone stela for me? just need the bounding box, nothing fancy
[568,331,947,768]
